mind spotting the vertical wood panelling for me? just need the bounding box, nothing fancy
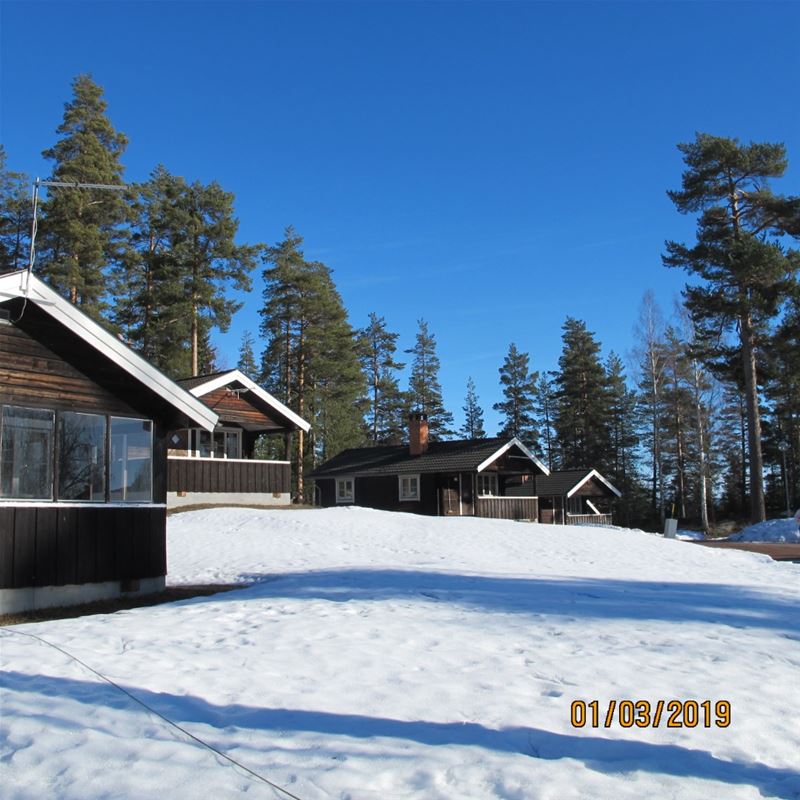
[35,508,59,587]
[0,508,15,587]
[57,508,78,585]
[13,511,36,588]
[167,459,291,495]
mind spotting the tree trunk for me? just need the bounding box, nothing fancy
[740,311,766,522]
[692,360,709,532]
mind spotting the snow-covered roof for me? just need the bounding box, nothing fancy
[0,270,218,431]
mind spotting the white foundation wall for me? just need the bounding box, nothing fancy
[167,492,292,508]
[0,576,166,615]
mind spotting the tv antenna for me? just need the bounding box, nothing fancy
[12,178,128,322]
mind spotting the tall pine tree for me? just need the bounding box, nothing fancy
[0,146,31,273]
[553,318,611,471]
[38,75,128,318]
[460,377,486,439]
[237,330,258,378]
[493,343,539,448]
[357,313,407,444]
[406,319,453,441]
[663,133,800,522]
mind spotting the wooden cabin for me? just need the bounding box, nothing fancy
[0,271,218,614]
[167,369,310,508]
[535,469,621,526]
[310,413,549,520]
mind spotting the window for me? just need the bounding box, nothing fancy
[194,428,242,459]
[399,474,420,502]
[110,417,153,502]
[336,477,354,503]
[58,412,106,501]
[477,472,498,496]
[0,406,54,499]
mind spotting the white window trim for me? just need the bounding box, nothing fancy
[476,472,499,497]
[336,476,355,503]
[398,474,420,502]
[191,427,242,459]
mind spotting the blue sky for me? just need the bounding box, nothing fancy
[2,1,798,433]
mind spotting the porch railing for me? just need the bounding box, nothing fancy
[475,496,538,521]
[566,513,613,526]
[168,456,290,495]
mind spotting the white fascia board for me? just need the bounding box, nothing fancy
[188,369,311,433]
[566,468,622,498]
[475,437,550,475]
[0,272,218,431]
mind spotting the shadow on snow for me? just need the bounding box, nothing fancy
[2,669,799,799]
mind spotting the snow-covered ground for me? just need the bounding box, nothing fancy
[728,516,800,543]
[2,507,800,800]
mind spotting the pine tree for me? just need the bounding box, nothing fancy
[605,353,641,525]
[0,146,31,273]
[632,291,668,523]
[237,330,258,378]
[406,319,453,440]
[460,377,486,439]
[663,133,800,522]
[38,75,128,318]
[260,228,364,499]
[357,313,407,444]
[533,373,557,471]
[493,343,539,448]
[553,317,611,471]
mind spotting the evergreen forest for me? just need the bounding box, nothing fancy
[2,76,798,528]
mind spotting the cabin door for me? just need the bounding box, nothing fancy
[438,475,460,516]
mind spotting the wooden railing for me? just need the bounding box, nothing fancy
[475,496,538,521]
[168,457,290,495]
[566,513,613,526]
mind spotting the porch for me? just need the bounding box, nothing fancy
[167,456,290,501]
[475,495,539,521]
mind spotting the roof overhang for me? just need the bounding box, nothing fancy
[0,271,218,431]
[187,369,311,433]
[566,468,622,498]
[475,437,550,475]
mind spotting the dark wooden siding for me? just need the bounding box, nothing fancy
[0,505,166,590]
[167,458,290,494]
[0,321,141,415]
[198,388,285,430]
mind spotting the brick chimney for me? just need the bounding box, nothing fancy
[409,412,429,456]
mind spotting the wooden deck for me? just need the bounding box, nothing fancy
[475,496,538,521]
[693,540,800,562]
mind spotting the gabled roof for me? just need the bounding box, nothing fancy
[0,271,217,431]
[536,468,622,498]
[177,369,311,433]
[310,437,549,478]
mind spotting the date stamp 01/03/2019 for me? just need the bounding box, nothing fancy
[570,699,731,729]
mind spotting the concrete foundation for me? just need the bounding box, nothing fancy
[0,576,166,615]
[167,491,291,508]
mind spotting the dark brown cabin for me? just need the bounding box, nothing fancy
[0,271,217,614]
[167,370,310,508]
[310,413,549,521]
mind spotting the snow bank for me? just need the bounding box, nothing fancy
[2,507,800,800]
[728,516,800,543]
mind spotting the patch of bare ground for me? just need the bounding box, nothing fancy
[0,584,244,627]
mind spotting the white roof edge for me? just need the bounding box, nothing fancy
[566,468,622,498]
[188,369,311,433]
[0,272,218,432]
[476,437,550,475]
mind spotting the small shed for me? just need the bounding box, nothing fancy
[167,369,310,508]
[0,271,217,614]
[535,469,621,525]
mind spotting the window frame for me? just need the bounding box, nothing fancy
[0,404,56,501]
[335,476,354,503]
[191,426,243,459]
[56,410,107,502]
[398,474,420,502]
[109,416,154,504]
[477,472,499,497]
